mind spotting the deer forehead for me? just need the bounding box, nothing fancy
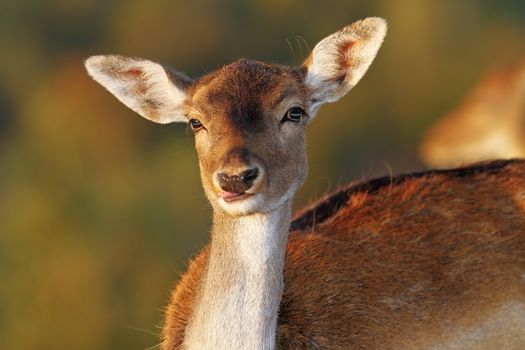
[189,59,308,130]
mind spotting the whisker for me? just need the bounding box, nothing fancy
[144,342,162,350]
[294,36,304,60]
[285,38,296,62]
[295,35,311,59]
[122,324,160,337]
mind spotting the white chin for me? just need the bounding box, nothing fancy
[215,184,298,216]
[217,193,268,215]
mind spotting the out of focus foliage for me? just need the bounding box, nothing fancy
[1,1,524,349]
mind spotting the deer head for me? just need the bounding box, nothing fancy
[85,17,386,216]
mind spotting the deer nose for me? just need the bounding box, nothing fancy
[217,167,259,194]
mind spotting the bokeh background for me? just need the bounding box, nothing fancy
[1,1,524,349]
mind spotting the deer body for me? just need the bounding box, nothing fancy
[164,159,525,349]
[85,17,525,349]
[420,59,525,168]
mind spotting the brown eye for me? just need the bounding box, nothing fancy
[189,118,204,132]
[282,107,305,124]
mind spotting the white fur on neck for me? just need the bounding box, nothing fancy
[183,205,291,350]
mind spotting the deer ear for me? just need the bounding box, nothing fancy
[303,17,387,113]
[85,55,193,124]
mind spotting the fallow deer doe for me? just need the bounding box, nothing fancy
[420,58,525,168]
[85,18,525,350]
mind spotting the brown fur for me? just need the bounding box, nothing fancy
[84,19,523,349]
[188,58,309,215]
[162,159,525,349]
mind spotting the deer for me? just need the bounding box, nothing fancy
[85,17,525,349]
[420,58,525,169]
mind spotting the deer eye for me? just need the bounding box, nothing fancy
[189,118,204,132]
[281,107,305,124]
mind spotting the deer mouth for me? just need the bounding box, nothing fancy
[219,191,253,202]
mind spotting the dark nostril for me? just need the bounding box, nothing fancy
[241,168,259,184]
[218,172,230,183]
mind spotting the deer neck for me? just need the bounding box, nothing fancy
[183,199,292,350]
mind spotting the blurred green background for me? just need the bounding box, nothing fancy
[1,1,524,349]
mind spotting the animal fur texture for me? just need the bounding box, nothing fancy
[84,17,525,349]
[162,159,525,349]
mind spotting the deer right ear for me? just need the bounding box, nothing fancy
[85,55,193,124]
[303,17,387,114]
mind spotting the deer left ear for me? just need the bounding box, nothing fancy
[303,17,387,113]
[85,55,193,124]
